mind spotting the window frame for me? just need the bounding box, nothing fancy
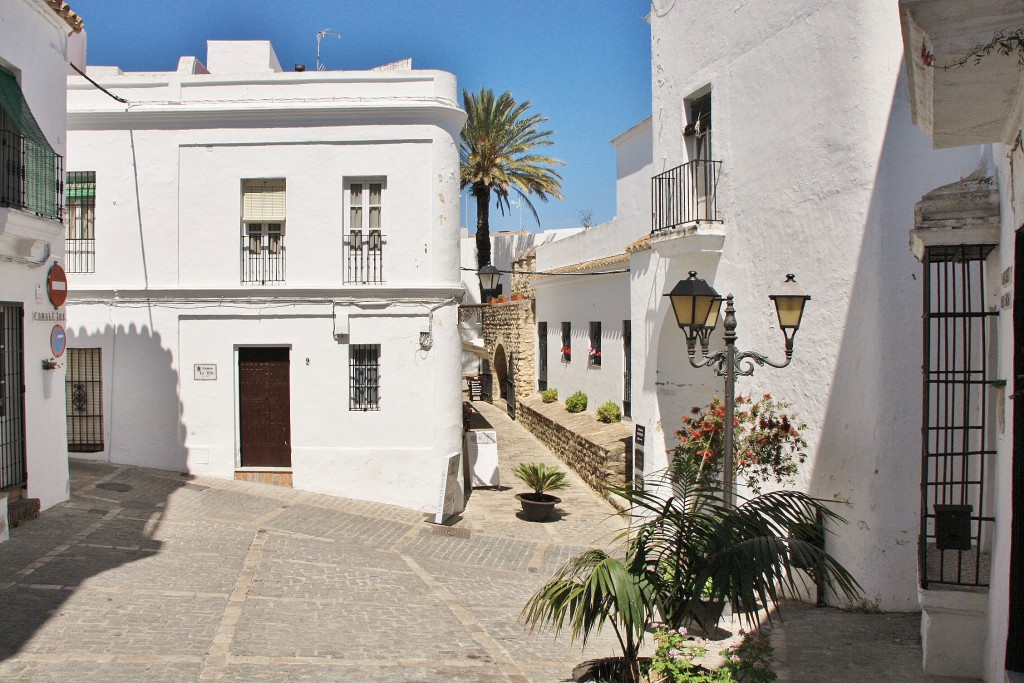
[560,322,571,363]
[349,343,381,411]
[589,321,602,367]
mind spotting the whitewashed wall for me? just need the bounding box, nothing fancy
[0,0,75,510]
[646,1,984,609]
[65,42,466,512]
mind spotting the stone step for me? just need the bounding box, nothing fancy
[8,497,40,528]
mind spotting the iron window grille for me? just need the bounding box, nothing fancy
[65,171,96,273]
[0,304,26,492]
[0,69,64,222]
[65,348,104,452]
[350,344,381,411]
[589,321,602,366]
[538,322,548,391]
[920,244,997,588]
[623,320,632,418]
[561,322,571,363]
[344,229,386,284]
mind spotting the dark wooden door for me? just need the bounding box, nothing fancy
[239,347,291,468]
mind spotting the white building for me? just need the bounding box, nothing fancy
[65,41,467,512]
[900,2,1023,680]
[0,0,83,514]
[532,118,653,419]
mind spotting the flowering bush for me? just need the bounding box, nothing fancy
[560,346,572,362]
[672,393,807,493]
[647,626,775,683]
[589,347,602,365]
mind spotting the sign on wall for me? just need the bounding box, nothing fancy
[50,325,66,358]
[46,263,67,309]
[194,364,217,381]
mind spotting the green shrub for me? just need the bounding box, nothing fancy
[541,388,558,403]
[512,462,570,495]
[596,401,622,423]
[565,391,588,413]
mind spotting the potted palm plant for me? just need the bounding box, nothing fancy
[513,462,569,522]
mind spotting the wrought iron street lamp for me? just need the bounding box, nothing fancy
[666,271,810,507]
[477,264,501,301]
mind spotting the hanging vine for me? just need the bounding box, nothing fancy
[921,29,1024,69]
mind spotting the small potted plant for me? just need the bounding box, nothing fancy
[512,462,569,522]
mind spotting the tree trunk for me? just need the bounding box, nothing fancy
[473,183,491,269]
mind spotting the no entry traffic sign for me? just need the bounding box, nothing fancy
[47,263,67,309]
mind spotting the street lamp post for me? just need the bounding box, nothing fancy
[666,272,810,507]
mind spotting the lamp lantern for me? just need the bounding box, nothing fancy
[477,264,501,299]
[769,273,811,332]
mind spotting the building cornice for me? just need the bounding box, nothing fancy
[67,285,467,304]
[67,99,466,131]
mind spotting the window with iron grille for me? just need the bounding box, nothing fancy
[588,322,602,367]
[65,171,95,273]
[537,322,548,391]
[345,180,385,284]
[65,348,104,452]
[241,179,286,284]
[560,322,571,363]
[350,344,380,411]
[920,244,997,588]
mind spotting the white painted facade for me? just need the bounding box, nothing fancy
[65,41,467,512]
[0,0,80,511]
[900,2,1024,680]
[533,118,653,415]
[638,1,988,615]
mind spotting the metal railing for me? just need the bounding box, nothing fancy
[0,130,63,221]
[651,159,722,233]
[241,234,286,284]
[66,238,95,274]
[344,230,385,284]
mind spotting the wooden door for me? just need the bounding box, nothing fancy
[239,347,291,468]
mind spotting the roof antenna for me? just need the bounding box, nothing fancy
[316,29,341,71]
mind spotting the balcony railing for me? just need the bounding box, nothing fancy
[344,230,385,284]
[241,234,286,284]
[0,130,63,221]
[651,159,722,233]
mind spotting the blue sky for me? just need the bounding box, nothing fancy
[72,0,653,233]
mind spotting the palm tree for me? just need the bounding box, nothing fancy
[521,456,862,683]
[460,88,565,269]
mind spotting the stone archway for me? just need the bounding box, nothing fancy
[493,343,508,401]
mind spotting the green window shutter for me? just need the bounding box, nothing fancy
[0,66,60,218]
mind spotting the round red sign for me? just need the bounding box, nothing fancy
[47,263,67,309]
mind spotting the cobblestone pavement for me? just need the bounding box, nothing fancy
[0,400,977,682]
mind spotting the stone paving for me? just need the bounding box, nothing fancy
[0,399,979,682]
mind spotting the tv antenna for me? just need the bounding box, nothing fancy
[316,29,341,71]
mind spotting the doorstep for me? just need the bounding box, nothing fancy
[234,468,293,488]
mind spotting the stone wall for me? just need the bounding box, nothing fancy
[481,299,535,410]
[516,394,631,501]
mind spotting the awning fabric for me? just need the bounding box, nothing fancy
[0,66,54,152]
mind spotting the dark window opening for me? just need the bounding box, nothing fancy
[350,344,381,411]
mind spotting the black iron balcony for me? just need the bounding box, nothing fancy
[651,159,722,233]
[344,229,386,284]
[0,130,64,221]
[241,233,286,284]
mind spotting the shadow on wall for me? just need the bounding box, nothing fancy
[810,61,984,607]
[66,323,188,473]
[0,459,186,664]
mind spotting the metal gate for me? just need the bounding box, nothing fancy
[506,352,515,420]
[0,303,26,491]
[920,244,996,588]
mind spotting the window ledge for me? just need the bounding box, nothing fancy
[0,207,63,259]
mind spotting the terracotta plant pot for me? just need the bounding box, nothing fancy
[516,492,561,521]
[511,292,525,301]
